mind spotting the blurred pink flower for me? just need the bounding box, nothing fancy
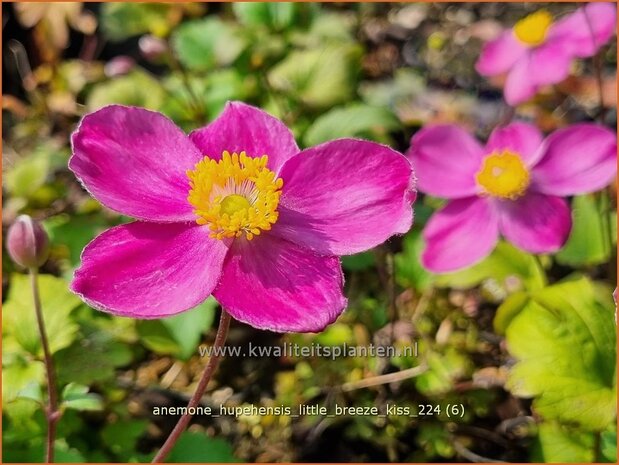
[69,102,415,332]
[476,3,616,105]
[407,122,616,273]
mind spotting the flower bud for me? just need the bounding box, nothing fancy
[104,56,135,78]
[138,35,168,61]
[6,215,50,269]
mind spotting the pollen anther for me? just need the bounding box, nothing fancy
[476,150,530,200]
[514,10,553,46]
[187,151,283,240]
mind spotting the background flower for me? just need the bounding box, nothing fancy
[408,122,616,272]
[476,2,616,105]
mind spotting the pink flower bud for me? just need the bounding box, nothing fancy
[139,35,168,61]
[7,215,50,269]
[104,56,135,78]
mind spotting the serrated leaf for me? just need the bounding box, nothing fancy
[303,104,400,146]
[3,273,81,356]
[505,277,616,430]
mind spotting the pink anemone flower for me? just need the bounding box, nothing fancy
[407,122,616,273]
[69,102,415,332]
[476,2,616,106]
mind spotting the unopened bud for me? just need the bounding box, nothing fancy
[6,215,50,269]
[104,56,135,78]
[138,35,168,61]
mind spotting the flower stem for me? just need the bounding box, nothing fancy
[30,268,60,463]
[151,309,232,463]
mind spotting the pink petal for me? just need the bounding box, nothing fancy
[531,124,617,196]
[189,101,299,173]
[70,105,201,222]
[271,139,414,256]
[213,235,347,333]
[504,45,573,106]
[421,197,499,273]
[71,222,228,318]
[485,122,544,167]
[528,41,573,86]
[498,193,571,253]
[407,125,485,198]
[503,55,538,105]
[548,2,617,57]
[475,30,527,76]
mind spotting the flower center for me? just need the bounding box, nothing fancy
[514,10,553,46]
[187,151,283,240]
[475,150,530,200]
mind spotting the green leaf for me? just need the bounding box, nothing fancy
[532,422,595,462]
[55,323,133,385]
[314,323,354,346]
[166,431,238,463]
[87,71,165,112]
[303,104,400,146]
[505,277,616,430]
[3,273,81,355]
[101,3,175,41]
[172,18,247,71]
[4,437,86,463]
[61,383,103,411]
[4,151,50,198]
[556,194,617,266]
[137,298,217,360]
[2,359,45,403]
[268,44,361,108]
[395,230,433,291]
[415,347,471,396]
[493,291,529,335]
[233,2,297,31]
[341,251,375,272]
[160,69,253,128]
[101,419,149,457]
[161,297,217,360]
[434,241,546,291]
[44,214,108,267]
[601,430,617,462]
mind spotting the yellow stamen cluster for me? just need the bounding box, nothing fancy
[187,151,283,240]
[476,150,530,200]
[514,10,553,46]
